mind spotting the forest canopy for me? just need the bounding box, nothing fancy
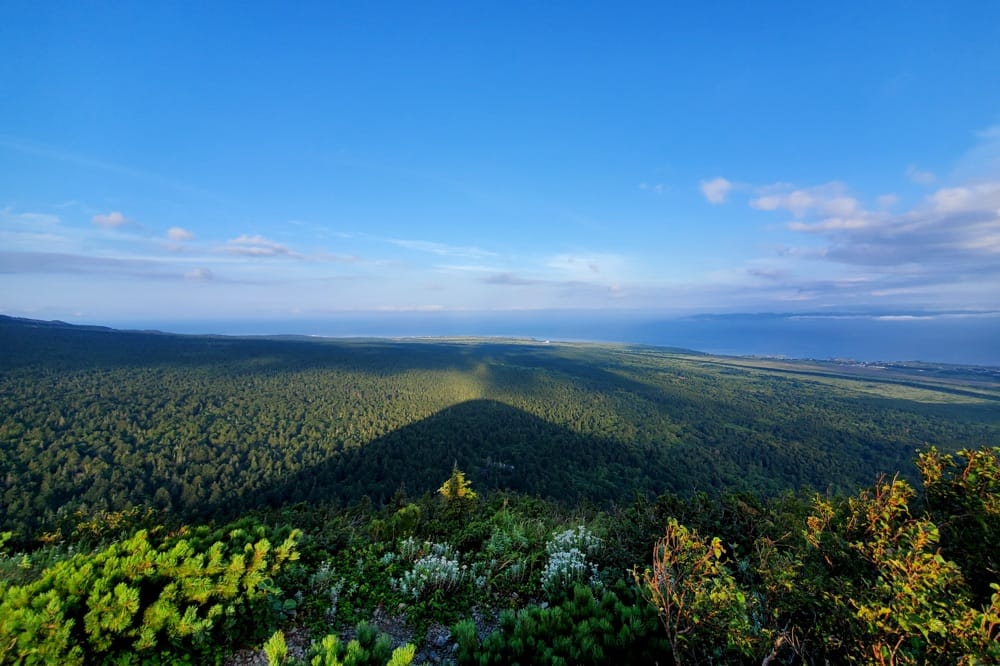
[1,315,998,541]
[1,317,999,663]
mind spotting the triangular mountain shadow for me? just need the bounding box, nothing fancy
[210,392,916,520]
[217,399,668,516]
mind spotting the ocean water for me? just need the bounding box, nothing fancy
[107,312,1000,367]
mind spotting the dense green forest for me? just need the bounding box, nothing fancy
[2,315,998,540]
[1,316,999,664]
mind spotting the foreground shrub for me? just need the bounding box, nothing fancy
[453,580,667,665]
[293,621,415,666]
[635,518,752,666]
[541,525,602,599]
[0,522,300,664]
[393,538,467,600]
[793,474,999,665]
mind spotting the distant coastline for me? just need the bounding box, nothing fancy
[55,310,1000,367]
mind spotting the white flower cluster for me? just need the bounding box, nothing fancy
[397,536,458,563]
[394,552,467,600]
[308,561,344,622]
[540,525,602,597]
[546,525,602,557]
[392,537,467,599]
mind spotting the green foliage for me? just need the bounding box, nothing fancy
[0,522,301,664]
[2,319,999,664]
[846,478,967,664]
[453,580,668,665]
[918,446,1000,603]
[265,629,288,666]
[390,503,421,540]
[4,316,997,542]
[301,622,414,666]
[635,518,753,665]
[439,466,478,502]
[764,472,1000,665]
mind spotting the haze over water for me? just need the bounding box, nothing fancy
[103,312,1000,367]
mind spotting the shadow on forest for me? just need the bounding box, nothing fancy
[205,394,926,523]
[6,317,995,533]
[208,398,669,520]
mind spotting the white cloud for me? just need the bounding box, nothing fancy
[906,165,937,185]
[700,177,733,204]
[734,169,1000,311]
[167,226,194,241]
[930,182,1000,213]
[547,254,600,274]
[876,194,898,209]
[640,182,667,194]
[545,253,628,282]
[751,182,859,218]
[388,238,497,258]
[779,179,1000,269]
[787,216,875,233]
[0,208,60,226]
[224,234,296,257]
[92,211,127,228]
[307,251,361,263]
[184,267,213,281]
[438,263,505,273]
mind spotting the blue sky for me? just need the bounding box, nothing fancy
[2,1,999,326]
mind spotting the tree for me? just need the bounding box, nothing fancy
[438,465,477,502]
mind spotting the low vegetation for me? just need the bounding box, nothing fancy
[1,318,998,663]
[0,447,997,664]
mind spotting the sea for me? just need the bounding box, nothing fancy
[103,311,1000,368]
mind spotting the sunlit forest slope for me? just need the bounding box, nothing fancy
[2,315,998,541]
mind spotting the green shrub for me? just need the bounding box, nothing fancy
[453,580,667,665]
[0,522,300,664]
[301,622,414,666]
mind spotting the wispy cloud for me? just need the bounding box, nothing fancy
[481,272,543,286]
[746,267,786,280]
[813,182,1000,266]
[184,267,213,281]
[434,263,503,273]
[307,251,362,263]
[0,207,60,226]
[224,234,297,257]
[751,182,860,218]
[388,238,498,258]
[167,226,194,241]
[92,211,128,228]
[876,194,898,209]
[0,250,177,280]
[639,182,667,194]
[906,165,937,185]
[724,125,1000,312]
[700,177,733,204]
[930,182,1000,213]
[546,253,610,276]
